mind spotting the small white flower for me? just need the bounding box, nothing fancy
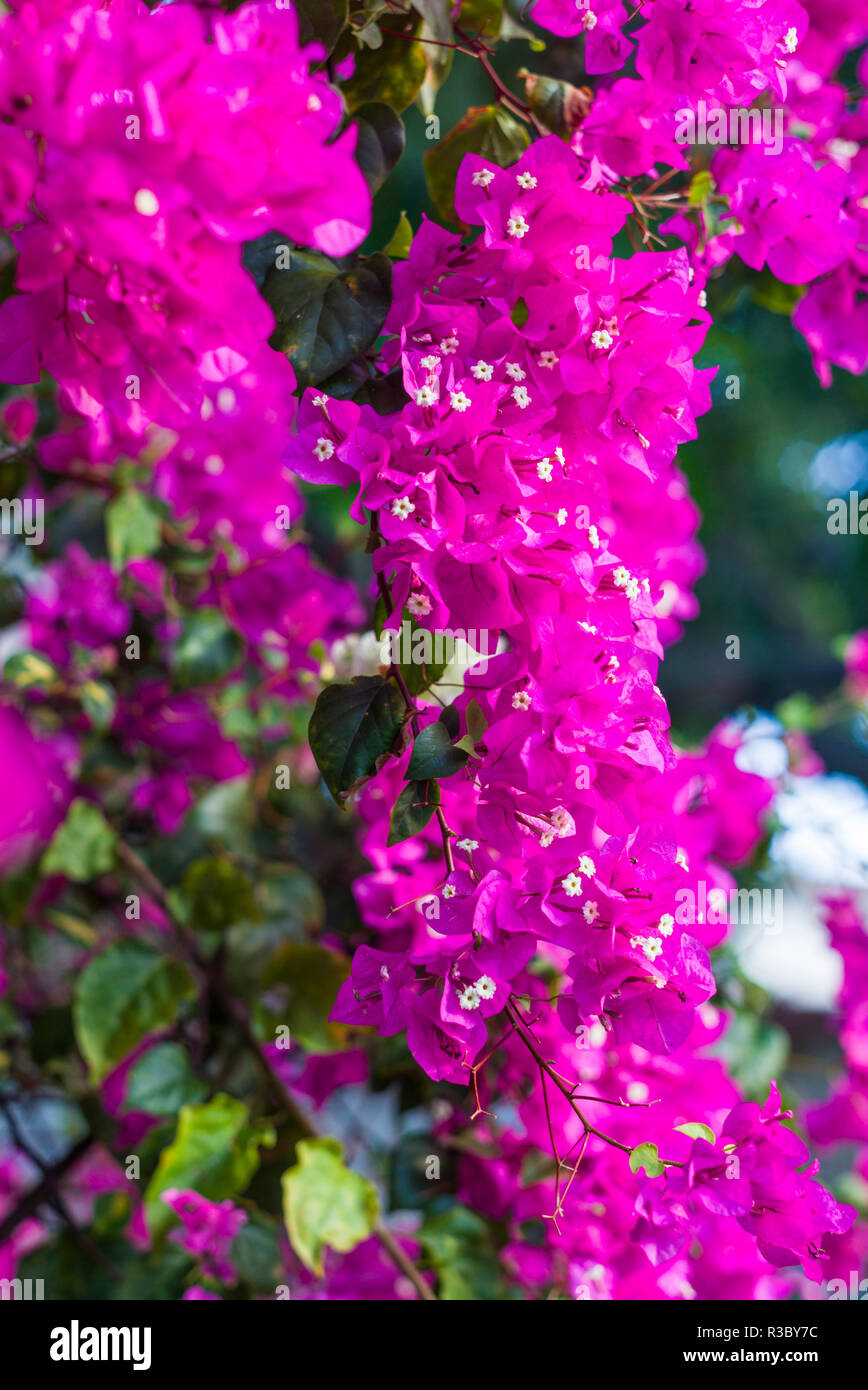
[623,577,640,600]
[657,914,675,937]
[408,591,432,617]
[506,362,526,382]
[440,335,459,355]
[637,432,650,449]
[507,214,530,239]
[537,350,558,369]
[580,7,598,29]
[578,855,596,878]
[578,620,598,635]
[380,965,390,981]
[537,459,553,482]
[442,884,457,900]
[590,328,614,351]
[459,984,481,1010]
[587,524,600,549]
[512,690,532,710]
[516,172,538,190]
[473,168,495,187]
[307,92,322,112]
[312,393,329,407]
[450,390,472,412]
[134,188,159,217]
[512,385,531,409]
[554,446,566,465]
[415,385,438,406]
[420,354,440,370]
[313,436,335,461]
[698,290,707,308]
[391,496,416,520]
[781,25,798,53]
[457,838,479,852]
[471,360,493,381]
[561,872,583,898]
[475,974,497,1000]
[583,900,600,923]
[556,508,568,526]
[631,935,663,961]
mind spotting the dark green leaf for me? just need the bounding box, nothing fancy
[264,249,392,389]
[419,1205,504,1300]
[339,29,427,114]
[308,675,405,802]
[124,1042,207,1116]
[353,102,406,193]
[293,0,349,53]
[171,608,243,689]
[177,857,259,932]
[387,778,441,845]
[259,941,350,1053]
[408,721,468,780]
[424,105,530,223]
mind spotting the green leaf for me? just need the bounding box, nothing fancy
[387,778,441,845]
[774,691,818,731]
[3,649,62,692]
[407,721,468,780]
[674,1122,716,1144]
[171,608,243,689]
[419,1205,504,1300]
[145,1095,275,1239]
[124,1042,206,1116]
[353,102,406,193]
[412,0,454,116]
[282,1137,379,1276]
[383,212,414,260]
[456,0,502,39]
[339,28,427,114]
[106,487,163,572]
[424,105,530,223]
[78,678,117,732]
[519,69,591,136]
[751,267,808,316]
[73,940,196,1083]
[259,941,350,1053]
[308,675,405,803]
[499,12,545,48]
[177,857,259,932]
[42,798,117,883]
[687,169,714,206]
[264,248,392,389]
[628,1142,666,1178]
[293,0,348,53]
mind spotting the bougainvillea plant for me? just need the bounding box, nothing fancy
[0,0,867,1306]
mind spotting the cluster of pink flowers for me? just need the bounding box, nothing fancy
[284,134,856,1287]
[0,0,865,1302]
[529,0,868,387]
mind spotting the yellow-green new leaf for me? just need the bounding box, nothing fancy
[282,1137,379,1275]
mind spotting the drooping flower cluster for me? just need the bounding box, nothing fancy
[283,135,854,1285]
[529,0,868,387]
